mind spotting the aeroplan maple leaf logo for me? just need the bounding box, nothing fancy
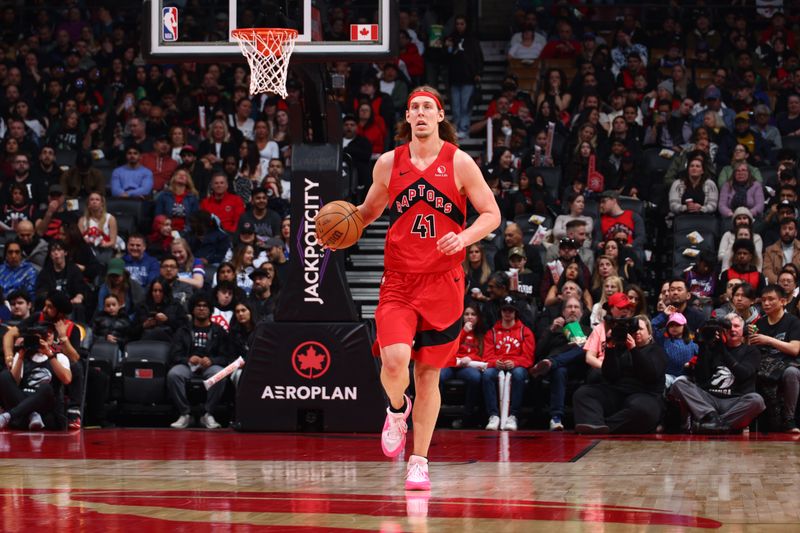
[291,341,331,379]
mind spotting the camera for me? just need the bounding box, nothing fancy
[21,324,53,352]
[604,316,639,343]
[697,318,731,344]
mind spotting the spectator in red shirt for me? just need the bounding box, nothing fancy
[481,297,535,431]
[540,20,582,60]
[141,135,178,194]
[356,101,387,157]
[199,173,245,233]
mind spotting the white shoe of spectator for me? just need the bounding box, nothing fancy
[503,415,518,431]
[28,412,44,430]
[171,414,192,429]
[485,415,500,430]
[200,413,221,429]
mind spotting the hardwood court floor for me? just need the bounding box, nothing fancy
[1,428,799,531]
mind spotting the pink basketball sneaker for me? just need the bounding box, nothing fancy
[405,454,431,491]
[381,394,411,457]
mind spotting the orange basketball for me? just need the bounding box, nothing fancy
[315,200,364,250]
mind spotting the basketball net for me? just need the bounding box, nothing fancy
[231,28,298,98]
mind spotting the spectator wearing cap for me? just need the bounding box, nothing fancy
[111,144,154,199]
[544,230,592,285]
[248,267,276,321]
[264,236,289,283]
[224,222,269,266]
[60,151,106,199]
[573,313,667,434]
[495,223,543,286]
[154,168,200,232]
[168,291,229,430]
[95,257,145,322]
[0,241,36,296]
[122,233,161,288]
[584,292,636,371]
[141,135,179,193]
[595,190,646,261]
[762,195,799,247]
[481,295,535,431]
[751,104,782,151]
[692,85,736,131]
[507,246,537,304]
[718,207,763,271]
[654,312,698,387]
[717,239,767,298]
[178,145,212,198]
[763,218,800,285]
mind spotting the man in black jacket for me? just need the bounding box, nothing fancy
[667,314,764,434]
[167,292,229,430]
[34,240,89,319]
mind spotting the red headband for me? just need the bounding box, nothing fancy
[407,90,443,110]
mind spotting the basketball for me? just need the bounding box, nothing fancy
[315,200,365,249]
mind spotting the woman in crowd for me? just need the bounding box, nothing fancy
[154,169,200,232]
[544,258,593,310]
[170,237,205,290]
[1,184,37,231]
[168,125,188,163]
[626,284,648,317]
[233,140,262,204]
[229,300,258,387]
[731,281,761,326]
[590,255,618,302]
[136,277,189,341]
[198,118,236,165]
[778,266,800,316]
[537,68,572,115]
[718,207,763,270]
[439,304,486,429]
[718,161,765,219]
[716,143,763,187]
[668,153,719,215]
[95,258,144,321]
[463,243,492,301]
[554,191,593,242]
[231,243,256,296]
[601,238,642,284]
[279,216,291,261]
[147,215,174,260]
[590,275,624,327]
[253,119,279,175]
[356,101,387,158]
[78,192,119,263]
[511,170,553,217]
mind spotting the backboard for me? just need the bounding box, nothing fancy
[143,0,396,62]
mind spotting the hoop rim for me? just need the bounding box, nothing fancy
[231,27,299,43]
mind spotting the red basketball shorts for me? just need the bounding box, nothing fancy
[375,266,464,369]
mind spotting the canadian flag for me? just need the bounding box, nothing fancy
[350,24,379,41]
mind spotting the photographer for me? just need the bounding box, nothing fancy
[573,315,668,434]
[0,323,72,430]
[749,284,800,433]
[668,314,764,433]
[585,292,635,371]
[4,291,83,428]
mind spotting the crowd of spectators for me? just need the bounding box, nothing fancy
[437,3,800,435]
[0,3,800,434]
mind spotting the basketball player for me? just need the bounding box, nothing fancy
[357,87,500,490]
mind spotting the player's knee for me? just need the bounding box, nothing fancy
[381,344,411,375]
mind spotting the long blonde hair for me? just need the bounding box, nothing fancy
[82,192,108,229]
[395,85,458,145]
[169,168,199,196]
[462,243,492,285]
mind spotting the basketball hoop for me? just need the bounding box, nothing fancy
[231,28,298,98]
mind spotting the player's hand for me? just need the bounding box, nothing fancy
[437,232,466,256]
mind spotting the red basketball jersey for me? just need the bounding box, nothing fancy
[384,142,467,273]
